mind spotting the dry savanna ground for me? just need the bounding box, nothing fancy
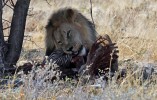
[1,0,157,100]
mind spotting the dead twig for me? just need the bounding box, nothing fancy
[89,0,95,28]
[9,0,14,7]
[2,0,9,8]
[2,19,11,23]
[2,0,14,9]
[3,26,10,30]
[45,0,52,6]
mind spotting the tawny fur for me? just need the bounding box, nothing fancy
[45,8,97,56]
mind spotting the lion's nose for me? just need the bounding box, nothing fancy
[66,46,73,52]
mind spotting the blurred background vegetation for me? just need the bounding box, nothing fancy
[3,0,157,63]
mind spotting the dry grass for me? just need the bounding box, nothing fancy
[21,0,157,62]
[0,61,157,100]
[1,0,157,99]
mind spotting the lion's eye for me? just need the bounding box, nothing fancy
[58,41,62,44]
[67,30,71,38]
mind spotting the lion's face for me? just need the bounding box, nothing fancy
[45,8,97,56]
[53,23,86,56]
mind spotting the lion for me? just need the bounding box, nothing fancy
[45,8,97,57]
[44,8,118,78]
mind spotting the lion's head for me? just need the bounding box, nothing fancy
[45,8,97,56]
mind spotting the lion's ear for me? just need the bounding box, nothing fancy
[66,8,76,22]
[46,20,53,29]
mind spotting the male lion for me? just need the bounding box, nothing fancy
[44,8,117,78]
[45,8,97,56]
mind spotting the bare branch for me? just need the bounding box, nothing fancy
[2,0,14,9]
[2,0,9,8]
[90,0,95,28]
[2,19,11,23]
[9,0,14,7]
[3,26,10,30]
[45,0,52,6]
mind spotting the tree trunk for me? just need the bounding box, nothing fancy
[5,0,31,67]
[0,0,6,73]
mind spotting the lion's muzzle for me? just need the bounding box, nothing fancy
[72,45,87,57]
